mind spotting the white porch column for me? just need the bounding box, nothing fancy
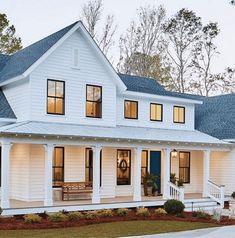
[163,148,171,199]
[1,142,12,208]
[133,147,142,201]
[92,145,101,204]
[44,144,54,206]
[203,149,210,197]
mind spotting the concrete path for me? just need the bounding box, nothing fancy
[122,225,235,238]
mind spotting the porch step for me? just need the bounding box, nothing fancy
[184,198,219,212]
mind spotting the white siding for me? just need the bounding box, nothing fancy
[116,95,195,130]
[30,29,116,127]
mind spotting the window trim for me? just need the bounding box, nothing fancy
[47,79,65,115]
[124,100,138,120]
[173,106,185,124]
[150,103,163,122]
[52,147,64,188]
[179,151,190,184]
[117,149,131,186]
[86,84,102,119]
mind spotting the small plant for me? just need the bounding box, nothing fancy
[99,209,113,217]
[24,214,42,224]
[48,212,68,222]
[212,209,222,221]
[67,211,84,221]
[85,211,99,220]
[170,173,177,184]
[177,178,184,187]
[143,172,158,196]
[231,192,235,199]
[136,207,150,217]
[192,210,210,219]
[116,208,129,217]
[164,199,185,215]
[155,208,167,216]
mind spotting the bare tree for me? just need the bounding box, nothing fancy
[81,0,117,58]
[118,5,167,79]
[163,8,202,93]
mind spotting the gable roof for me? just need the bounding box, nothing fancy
[0,89,16,119]
[195,93,235,140]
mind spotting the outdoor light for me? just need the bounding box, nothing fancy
[171,149,178,159]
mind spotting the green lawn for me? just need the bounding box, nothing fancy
[0,220,218,238]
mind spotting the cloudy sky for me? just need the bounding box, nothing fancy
[1,0,234,72]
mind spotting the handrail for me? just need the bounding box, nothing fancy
[207,180,225,208]
[167,181,184,202]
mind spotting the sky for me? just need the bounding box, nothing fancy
[0,0,234,73]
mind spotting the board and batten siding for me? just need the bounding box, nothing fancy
[29,29,116,127]
[116,96,195,130]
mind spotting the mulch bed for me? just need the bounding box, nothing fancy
[0,208,234,230]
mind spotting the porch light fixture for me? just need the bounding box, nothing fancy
[171,149,178,159]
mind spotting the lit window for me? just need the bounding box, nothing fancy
[117,150,131,185]
[173,106,185,123]
[150,103,163,121]
[86,85,102,118]
[179,152,190,183]
[53,147,64,187]
[141,150,148,184]
[47,79,65,115]
[124,100,138,119]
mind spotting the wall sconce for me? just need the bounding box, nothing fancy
[171,149,178,159]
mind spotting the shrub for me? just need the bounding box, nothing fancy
[67,212,84,221]
[192,210,210,219]
[212,209,222,221]
[116,208,129,217]
[48,212,68,222]
[155,208,167,216]
[24,214,42,224]
[85,211,99,220]
[136,207,150,217]
[99,209,113,217]
[164,199,185,215]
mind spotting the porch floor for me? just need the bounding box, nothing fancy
[7,193,203,209]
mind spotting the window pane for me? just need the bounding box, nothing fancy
[56,82,64,97]
[56,98,64,114]
[55,148,63,166]
[47,98,55,113]
[124,101,137,119]
[117,150,131,185]
[86,85,94,101]
[48,80,55,97]
[93,102,101,118]
[141,151,148,167]
[130,102,137,118]
[179,108,184,122]
[93,87,101,102]
[174,107,179,122]
[151,104,162,121]
[124,101,131,118]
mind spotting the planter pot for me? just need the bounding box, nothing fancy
[147,186,153,196]
[229,198,235,218]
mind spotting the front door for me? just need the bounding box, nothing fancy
[150,151,161,193]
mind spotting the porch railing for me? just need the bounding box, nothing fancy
[167,181,184,202]
[207,180,225,208]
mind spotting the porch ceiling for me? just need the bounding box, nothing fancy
[0,121,230,147]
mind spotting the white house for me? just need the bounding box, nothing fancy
[0,21,234,216]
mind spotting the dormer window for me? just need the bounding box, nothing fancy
[86,85,102,118]
[47,79,65,115]
[173,106,185,123]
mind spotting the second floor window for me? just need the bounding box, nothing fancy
[150,103,163,121]
[47,79,65,115]
[86,85,102,118]
[124,100,138,119]
[173,106,185,123]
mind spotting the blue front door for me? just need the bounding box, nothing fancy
[150,151,161,193]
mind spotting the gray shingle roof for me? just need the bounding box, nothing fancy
[195,94,235,140]
[0,90,16,119]
[0,21,78,84]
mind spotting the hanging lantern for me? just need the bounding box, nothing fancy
[171,149,178,159]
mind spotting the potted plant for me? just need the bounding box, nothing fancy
[177,178,184,187]
[143,172,158,196]
[229,192,235,218]
[170,173,177,184]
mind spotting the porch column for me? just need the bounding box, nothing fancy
[133,147,142,201]
[1,142,12,208]
[44,144,54,206]
[163,148,171,199]
[92,145,101,204]
[203,149,210,197]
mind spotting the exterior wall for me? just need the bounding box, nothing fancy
[2,78,30,121]
[116,95,195,130]
[170,150,203,194]
[30,29,117,127]
[210,149,235,196]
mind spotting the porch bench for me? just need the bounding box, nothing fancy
[62,182,93,201]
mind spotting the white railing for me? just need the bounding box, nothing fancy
[167,181,184,202]
[207,180,225,208]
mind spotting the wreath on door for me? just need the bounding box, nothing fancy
[119,159,128,172]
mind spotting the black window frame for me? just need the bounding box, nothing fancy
[124,100,138,119]
[179,151,190,184]
[150,103,163,122]
[86,84,102,118]
[47,79,65,115]
[52,147,64,188]
[173,106,185,124]
[141,150,148,184]
[117,149,131,186]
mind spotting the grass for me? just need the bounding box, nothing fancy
[0,220,218,238]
